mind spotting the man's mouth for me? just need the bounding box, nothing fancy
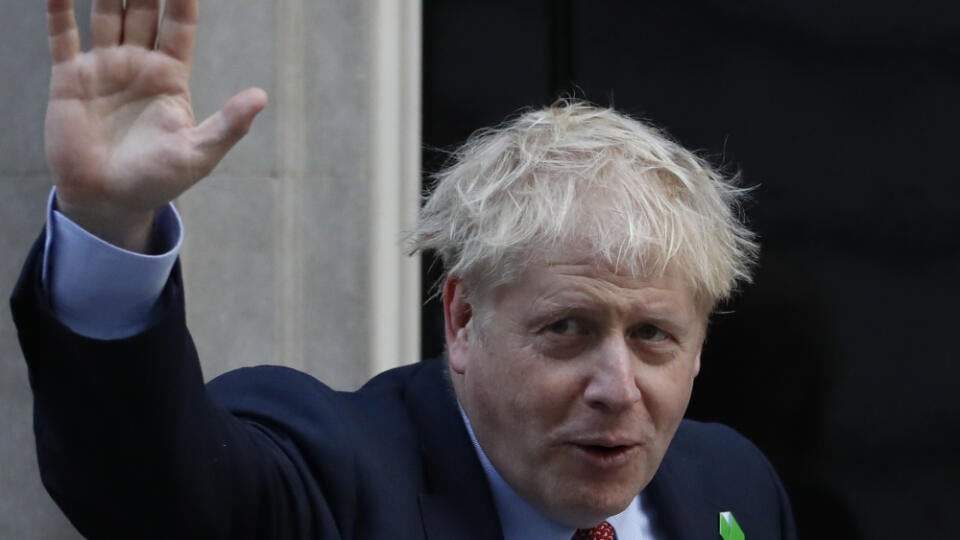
[570,442,641,468]
[580,444,630,454]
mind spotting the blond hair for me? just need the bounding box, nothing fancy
[408,101,757,310]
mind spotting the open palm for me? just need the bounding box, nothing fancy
[45,0,266,249]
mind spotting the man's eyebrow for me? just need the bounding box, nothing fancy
[534,290,688,320]
[525,295,605,322]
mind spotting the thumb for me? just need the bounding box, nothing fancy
[190,87,269,179]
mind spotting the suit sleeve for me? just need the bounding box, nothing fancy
[10,235,342,540]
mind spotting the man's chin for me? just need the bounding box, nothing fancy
[542,487,639,529]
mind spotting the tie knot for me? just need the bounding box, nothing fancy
[575,520,617,540]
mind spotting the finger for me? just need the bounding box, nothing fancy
[189,88,269,180]
[91,0,123,48]
[157,0,199,68]
[47,0,80,64]
[123,0,161,49]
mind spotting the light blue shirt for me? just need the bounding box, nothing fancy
[43,187,658,539]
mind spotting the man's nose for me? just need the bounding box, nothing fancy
[582,337,642,412]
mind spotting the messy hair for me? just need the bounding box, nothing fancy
[408,101,758,311]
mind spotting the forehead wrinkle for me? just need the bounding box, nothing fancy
[530,265,691,323]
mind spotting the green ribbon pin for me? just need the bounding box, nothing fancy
[719,511,745,540]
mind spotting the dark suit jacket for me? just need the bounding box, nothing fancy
[11,237,797,539]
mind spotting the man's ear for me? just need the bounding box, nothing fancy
[442,276,472,374]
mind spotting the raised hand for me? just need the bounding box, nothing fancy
[45,0,267,251]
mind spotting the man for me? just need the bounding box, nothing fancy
[12,1,796,538]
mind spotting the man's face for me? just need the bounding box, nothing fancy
[446,253,706,528]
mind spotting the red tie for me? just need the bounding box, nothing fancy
[574,520,617,540]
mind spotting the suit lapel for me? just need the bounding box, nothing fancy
[644,446,717,540]
[407,360,504,540]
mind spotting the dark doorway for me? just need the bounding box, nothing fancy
[422,2,960,538]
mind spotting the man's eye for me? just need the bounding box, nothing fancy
[545,318,584,336]
[632,324,668,342]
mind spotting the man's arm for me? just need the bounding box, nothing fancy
[11,236,344,539]
[11,2,329,538]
